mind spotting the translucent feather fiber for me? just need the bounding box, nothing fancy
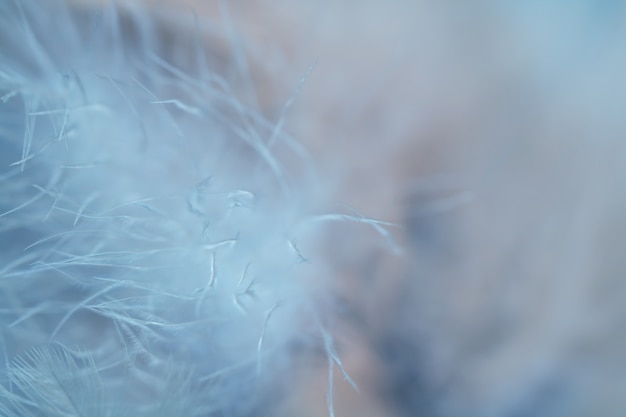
[0,1,348,415]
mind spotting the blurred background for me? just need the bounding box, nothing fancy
[210,2,626,416]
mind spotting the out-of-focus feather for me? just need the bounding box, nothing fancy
[3,344,103,417]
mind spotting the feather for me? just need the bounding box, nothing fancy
[0,1,368,415]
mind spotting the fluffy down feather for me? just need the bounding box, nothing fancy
[0,1,370,415]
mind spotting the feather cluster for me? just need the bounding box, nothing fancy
[0,1,349,415]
